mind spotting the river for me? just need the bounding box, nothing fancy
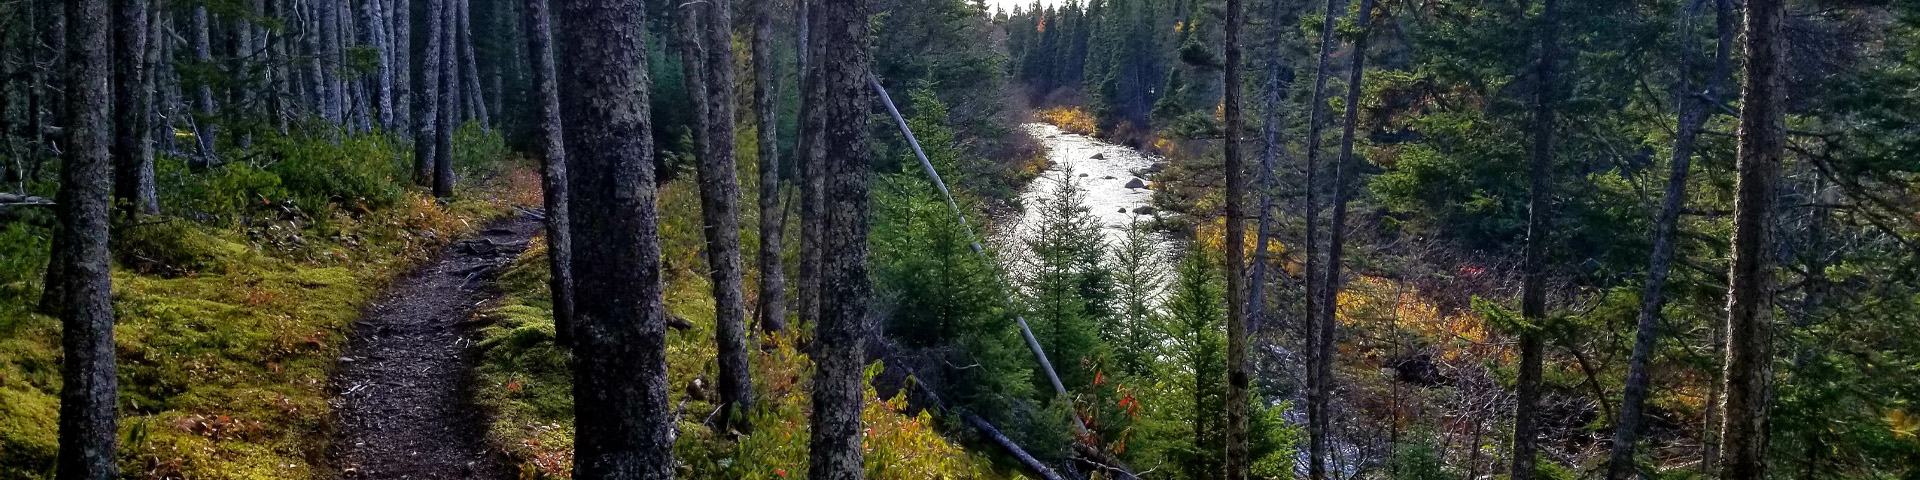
[996,123,1176,265]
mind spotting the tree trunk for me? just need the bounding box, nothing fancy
[113,0,158,215]
[753,0,787,334]
[192,5,219,158]
[556,0,675,472]
[807,0,874,475]
[1720,0,1785,475]
[1248,44,1287,333]
[392,0,411,137]
[433,2,456,198]
[1605,1,1733,476]
[796,0,823,331]
[1316,0,1374,473]
[1300,2,1348,477]
[1511,0,1561,478]
[363,0,395,130]
[524,0,574,346]
[268,0,291,132]
[457,0,487,128]
[416,0,445,186]
[1221,0,1250,472]
[55,0,120,476]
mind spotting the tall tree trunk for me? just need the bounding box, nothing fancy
[457,0,487,128]
[1221,0,1250,472]
[1300,1,1347,477]
[114,0,158,215]
[556,0,674,472]
[701,0,758,432]
[55,0,119,476]
[1720,0,1785,475]
[753,0,787,334]
[1511,0,1561,478]
[807,0,873,475]
[1315,0,1374,473]
[231,5,256,146]
[524,0,574,346]
[1248,43,1287,332]
[363,0,394,130]
[433,2,455,198]
[268,0,291,132]
[796,0,822,331]
[392,0,410,138]
[192,5,219,158]
[1605,0,1733,476]
[416,0,445,186]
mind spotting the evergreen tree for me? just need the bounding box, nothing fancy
[1021,168,1112,392]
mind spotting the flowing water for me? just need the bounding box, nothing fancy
[996,123,1176,264]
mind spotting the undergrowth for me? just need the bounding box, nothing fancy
[0,123,536,479]
[472,181,1013,479]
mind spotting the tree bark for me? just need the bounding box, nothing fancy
[1720,0,1785,475]
[1221,0,1250,473]
[113,0,158,215]
[1605,1,1733,476]
[556,0,676,472]
[268,0,292,132]
[1300,2,1348,477]
[457,0,487,127]
[525,0,574,346]
[807,0,874,475]
[363,0,395,130]
[417,0,445,186]
[1316,0,1374,474]
[55,0,120,476]
[192,5,219,158]
[796,0,823,331]
[392,0,411,137]
[753,0,788,333]
[1511,0,1561,478]
[701,0,756,431]
[433,2,456,198]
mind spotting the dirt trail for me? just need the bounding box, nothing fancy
[330,215,539,479]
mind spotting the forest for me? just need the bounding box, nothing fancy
[0,0,1915,476]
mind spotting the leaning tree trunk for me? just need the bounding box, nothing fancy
[56,0,120,476]
[432,2,456,198]
[556,0,675,473]
[1315,1,1374,475]
[1300,1,1348,477]
[1605,0,1733,476]
[1511,0,1561,479]
[113,0,158,215]
[456,0,487,128]
[1221,0,1251,472]
[807,0,874,475]
[753,0,787,334]
[524,0,574,346]
[1721,0,1785,475]
[415,0,445,186]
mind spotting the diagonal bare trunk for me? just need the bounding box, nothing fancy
[1605,0,1733,476]
[524,0,574,346]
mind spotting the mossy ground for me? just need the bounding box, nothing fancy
[0,127,540,479]
[472,180,1015,479]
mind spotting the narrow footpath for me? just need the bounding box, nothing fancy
[330,215,540,479]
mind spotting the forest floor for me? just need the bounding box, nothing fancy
[329,214,540,479]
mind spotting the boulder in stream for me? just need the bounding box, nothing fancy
[1125,177,1148,189]
[1132,206,1156,215]
[1090,153,1106,160]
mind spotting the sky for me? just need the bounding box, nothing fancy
[986,0,1062,15]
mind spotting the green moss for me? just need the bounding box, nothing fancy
[0,129,532,478]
